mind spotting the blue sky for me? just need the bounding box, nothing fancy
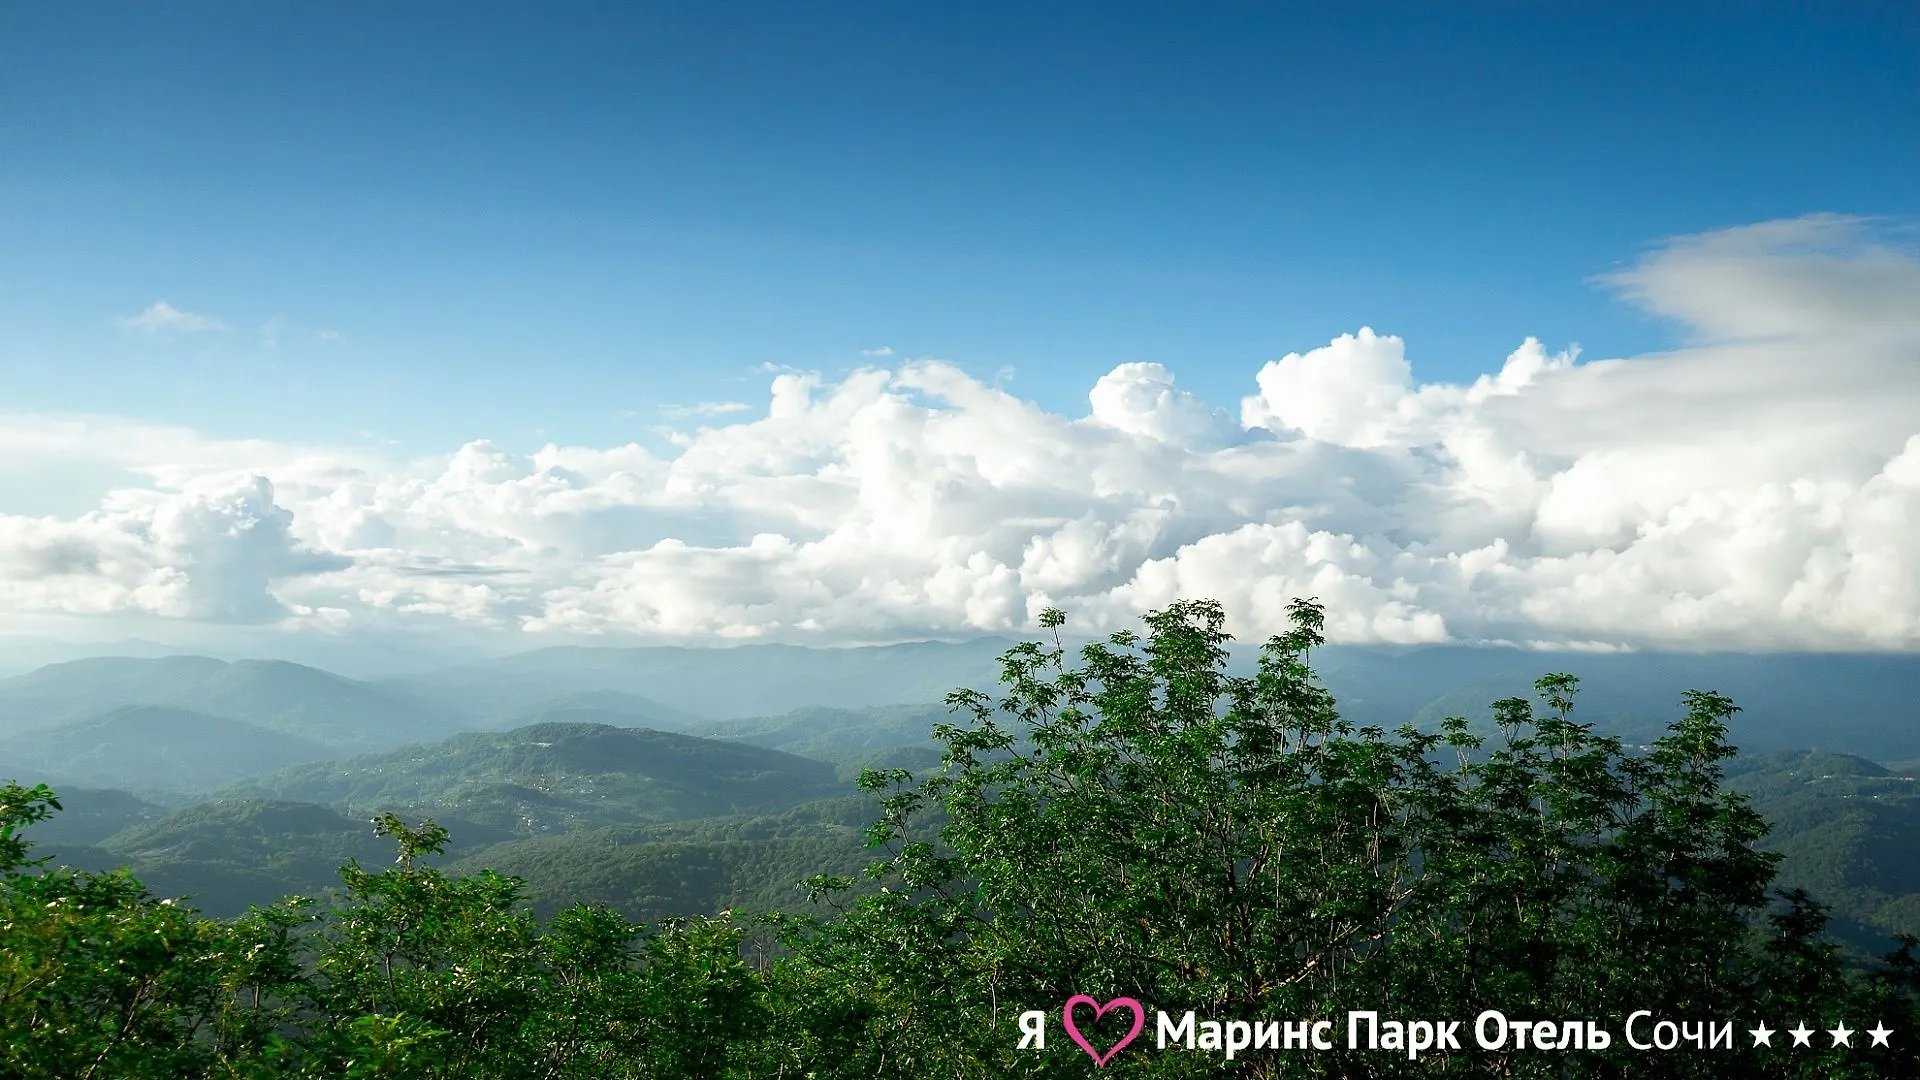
[5,2,1915,454]
[2,3,1918,654]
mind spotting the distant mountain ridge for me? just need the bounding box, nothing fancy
[0,638,213,679]
[4,638,1919,806]
[214,721,845,834]
[1306,647,1920,757]
[387,637,1016,719]
[480,689,710,730]
[0,655,472,750]
[682,703,953,764]
[381,637,1920,757]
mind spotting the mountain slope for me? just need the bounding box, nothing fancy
[0,656,474,749]
[10,786,167,845]
[217,721,844,833]
[0,706,334,792]
[168,659,471,746]
[0,655,231,731]
[79,798,508,916]
[445,794,882,920]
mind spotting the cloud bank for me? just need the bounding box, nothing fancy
[10,216,1920,650]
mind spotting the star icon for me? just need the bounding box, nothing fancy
[1749,1022,1774,1047]
[1869,1022,1893,1048]
[1829,1022,1853,1047]
[1789,1022,1814,1047]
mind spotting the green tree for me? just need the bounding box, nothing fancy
[0,781,303,1079]
[786,599,1920,1078]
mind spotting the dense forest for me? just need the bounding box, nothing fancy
[5,599,1920,1077]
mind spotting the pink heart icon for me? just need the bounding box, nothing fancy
[1062,994,1145,1067]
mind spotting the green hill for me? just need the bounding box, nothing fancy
[9,785,166,845]
[215,721,845,834]
[25,800,392,916]
[166,659,470,746]
[27,798,515,916]
[103,799,398,866]
[72,798,507,915]
[0,655,230,731]
[1723,750,1920,952]
[447,795,882,921]
[0,706,334,793]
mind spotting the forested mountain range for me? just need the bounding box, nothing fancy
[5,637,1920,947]
[7,641,1919,776]
[212,721,843,831]
[0,655,473,751]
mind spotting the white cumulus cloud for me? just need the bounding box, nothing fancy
[1089,362,1248,450]
[0,474,349,623]
[8,216,1918,651]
